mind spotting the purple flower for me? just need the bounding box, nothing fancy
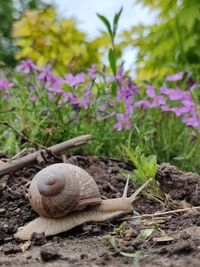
[115,66,125,84]
[16,60,38,74]
[166,71,184,82]
[30,95,38,102]
[88,64,97,79]
[38,65,64,93]
[0,79,13,90]
[150,95,166,107]
[182,116,200,127]
[160,86,191,101]
[37,65,52,81]
[106,76,115,84]
[136,99,151,108]
[46,76,64,94]
[64,73,85,86]
[137,85,166,109]
[48,92,55,100]
[113,113,131,131]
[75,73,85,84]
[170,106,192,117]
[146,85,156,98]
[79,91,92,109]
[161,104,171,112]
[63,91,91,109]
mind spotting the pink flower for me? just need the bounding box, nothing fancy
[30,95,38,102]
[182,116,200,127]
[150,96,166,107]
[166,71,184,82]
[137,85,166,109]
[16,60,38,74]
[170,106,192,117]
[115,66,125,84]
[136,99,151,108]
[63,91,91,109]
[64,73,85,86]
[37,65,52,81]
[146,85,156,98]
[0,79,13,90]
[38,65,64,93]
[88,64,97,79]
[113,113,132,131]
[160,86,192,101]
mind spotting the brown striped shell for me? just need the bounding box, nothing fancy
[28,163,102,218]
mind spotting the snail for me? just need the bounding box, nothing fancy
[14,163,151,240]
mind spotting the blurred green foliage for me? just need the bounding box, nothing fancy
[13,6,103,74]
[122,0,200,81]
[0,0,45,67]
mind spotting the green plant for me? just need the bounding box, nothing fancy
[122,146,164,201]
[0,0,45,67]
[1,7,200,175]
[121,0,200,81]
[12,6,101,74]
[97,7,123,75]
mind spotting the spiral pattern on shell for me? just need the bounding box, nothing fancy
[28,163,102,218]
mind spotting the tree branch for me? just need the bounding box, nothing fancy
[0,134,92,177]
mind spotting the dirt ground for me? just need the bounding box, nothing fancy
[1,153,200,267]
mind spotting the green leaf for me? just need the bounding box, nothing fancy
[108,48,117,74]
[109,236,118,250]
[120,251,142,258]
[147,155,157,178]
[113,7,123,36]
[96,13,112,37]
[114,7,123,27]
[111,81,117,96]
[137,228,154,240]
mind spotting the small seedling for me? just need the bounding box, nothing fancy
[122,146,164,202]
[111,222,127,237]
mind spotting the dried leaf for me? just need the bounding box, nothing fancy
[20,240,31,252]
[136,228,154,240]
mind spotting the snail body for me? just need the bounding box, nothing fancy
[14,163,150,240]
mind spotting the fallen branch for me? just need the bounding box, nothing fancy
[0,134,92,177]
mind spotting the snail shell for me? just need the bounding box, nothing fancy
[28,163,102,218]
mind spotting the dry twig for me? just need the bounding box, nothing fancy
[0,134,92,177]
[126,206,200,221]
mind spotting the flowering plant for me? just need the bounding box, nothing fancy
[0,58,200,173]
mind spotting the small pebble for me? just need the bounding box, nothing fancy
[31,232,47,246]
[0,208,5,213]
[40,246,61,262]
[26,255,32,259]
[80,253,88,259]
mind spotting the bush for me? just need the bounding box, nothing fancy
[13,6,100,74]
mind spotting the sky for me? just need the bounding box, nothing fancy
[43,0,157,70]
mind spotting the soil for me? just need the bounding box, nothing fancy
[1,153,200,267]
